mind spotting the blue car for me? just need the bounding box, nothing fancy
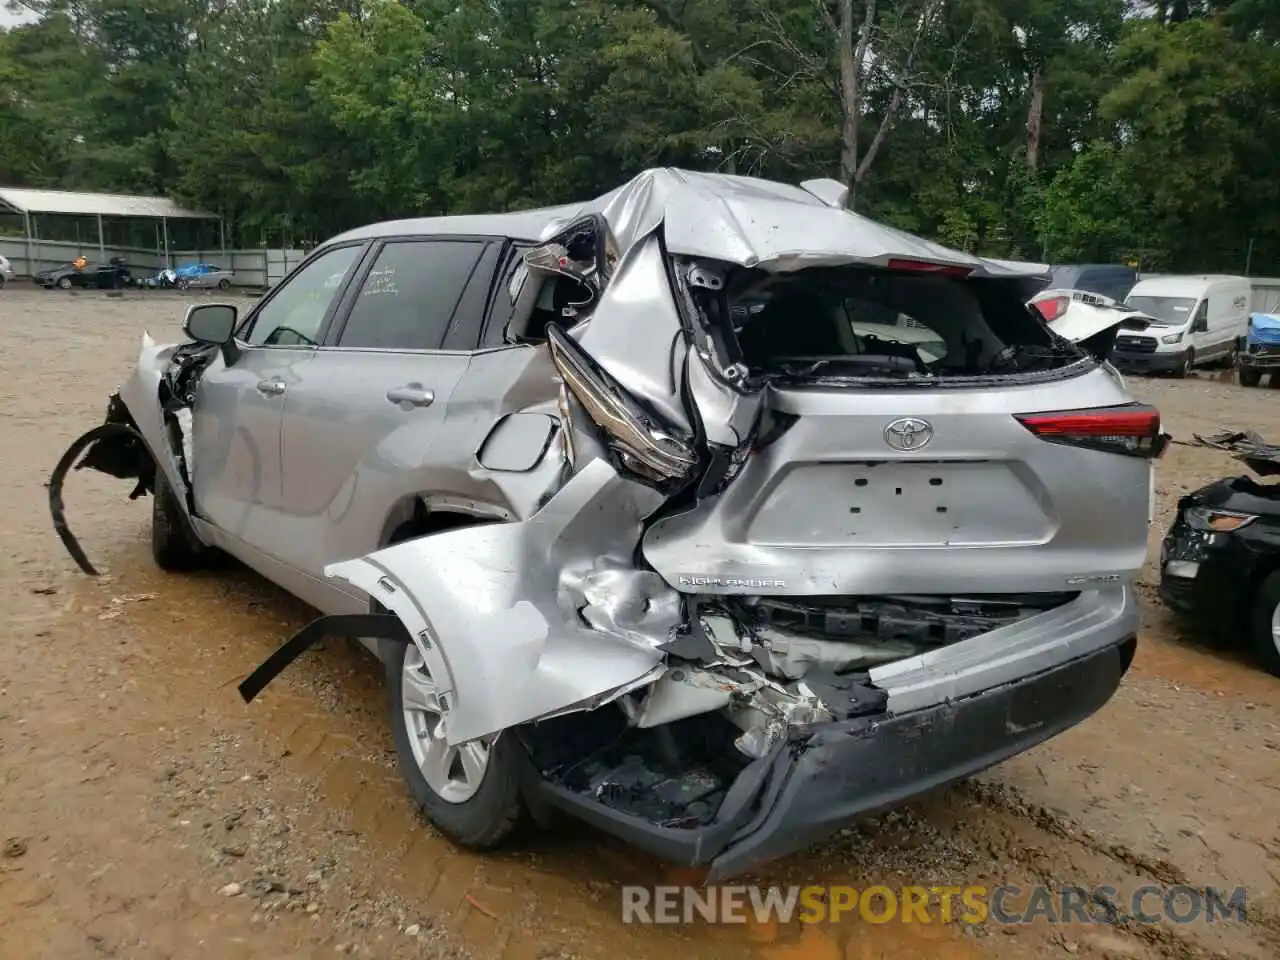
[1238,313,1280,387]
[139,262,234,291]
[173,262,234,290]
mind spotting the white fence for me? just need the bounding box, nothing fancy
[0,237,306,289]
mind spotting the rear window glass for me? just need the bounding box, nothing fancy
[726,267,1064,380]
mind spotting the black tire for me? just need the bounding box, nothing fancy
[385,639,525,848]
[151,470,207,571]
[1249,572,1280,678]
[1225,340,1240,369]
[217,278,231,291]
[1174,348,1194,378]
[57,276,72,290]
[1238,367,1263,388]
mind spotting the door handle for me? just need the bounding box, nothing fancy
[256,379,286,397]
[386,384,435,408]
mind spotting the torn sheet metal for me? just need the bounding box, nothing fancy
[750,627,921,680]
[119,334,211,508]
[1193,431,1280,477]
[48,333,217,575]
[573,233,691,433]
[1039,292,1155,346]
[536,169,1051,278]
[47,416,151,575]
[325,458,670,744]
[629,668,735,729]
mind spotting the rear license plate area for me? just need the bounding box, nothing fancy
[748,461,1052,547]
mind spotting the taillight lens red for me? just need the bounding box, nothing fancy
[885,258,972,278]
[1015,404,1168,459]
[1032,296,1070,322]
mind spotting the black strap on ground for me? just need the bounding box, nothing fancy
[238,613,413,704]
[46,422,148,576]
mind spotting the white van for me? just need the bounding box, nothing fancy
[1111,275,1251,376]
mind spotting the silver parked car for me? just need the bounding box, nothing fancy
[173,262,235,291]
[52,169,1161,879]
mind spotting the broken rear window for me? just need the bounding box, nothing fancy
[724,266,1083,383]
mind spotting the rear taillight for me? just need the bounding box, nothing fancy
[885,258,972,278]
[1015,404,1167,459]
[1032,296,1070,322]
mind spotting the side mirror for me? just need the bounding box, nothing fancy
[183,303,237,345]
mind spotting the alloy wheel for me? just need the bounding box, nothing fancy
[401,644,489,803]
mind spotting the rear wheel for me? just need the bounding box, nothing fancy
[217,278,231,291]
[1249,572,1280,678]
[151,470,208,571]
[1239,367,1263,388]
[385,638,525,848]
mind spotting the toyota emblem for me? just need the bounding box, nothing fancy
[883,417,934,451]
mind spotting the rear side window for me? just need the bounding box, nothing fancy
[337,240,485,351]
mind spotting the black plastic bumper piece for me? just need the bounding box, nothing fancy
[238,613,411,703]
[535,635,1135,880]
[1109,349,1185,373]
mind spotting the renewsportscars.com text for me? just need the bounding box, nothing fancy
[621,884,1248,926]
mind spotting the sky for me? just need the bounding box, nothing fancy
[1,4,38,28]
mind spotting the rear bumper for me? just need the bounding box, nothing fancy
[533,587,1139,879]
[1110,348,1184,372]
[705,633,1134,879]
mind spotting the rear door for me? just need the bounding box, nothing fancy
[191,242,366,554]
[1226,284,1251,347]
[274,236,498,589]
[1206,288,1232,357]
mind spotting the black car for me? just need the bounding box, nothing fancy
[1160,475,1280,676]
[37,257,133,290]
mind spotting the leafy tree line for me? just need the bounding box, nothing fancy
[2,0,1279,272]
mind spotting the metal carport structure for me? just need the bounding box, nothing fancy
[0,187,222,276]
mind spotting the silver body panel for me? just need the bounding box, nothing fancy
[111,167,1150,747]
[644,369,1151,596]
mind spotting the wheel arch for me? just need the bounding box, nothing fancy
[377,494,511,550]
[371,496,509,662]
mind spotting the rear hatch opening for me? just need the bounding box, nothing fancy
[704,260,1088,387]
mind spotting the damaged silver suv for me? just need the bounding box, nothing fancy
[52,170,1161,879]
